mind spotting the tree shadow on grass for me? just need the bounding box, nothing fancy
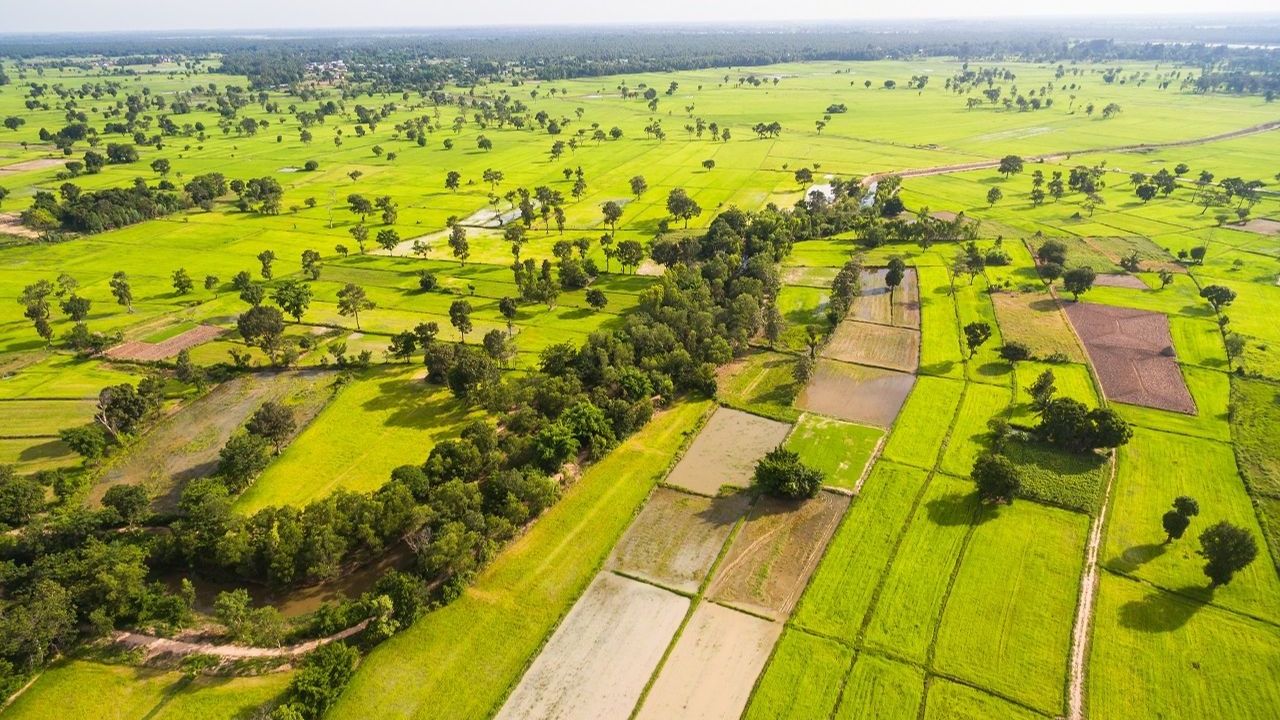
[362,376,472,429]
[974,361,1011,378]
[923,490,988,528]
[1118,584,1208,633]
[919,361,958,376]
[1107,542,1169,574]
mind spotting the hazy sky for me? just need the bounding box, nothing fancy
[3,0,1277,33]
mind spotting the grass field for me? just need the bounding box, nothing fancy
[329,400,710,720]
[1088,573,1280,720]
[1104,427,1280,623]
[881,375,965,468]
[3,659,290,720]
[792,461,930,641]
[743,629,853,720]
[784,413,883,490]
[933,501,1088,715]
[3,50,1280,720]
[234,366,476,512]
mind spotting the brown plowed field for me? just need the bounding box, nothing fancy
[1063,302,1195,414]
[822,321,920,372]
[606,488,750,594]
[706,490,850,620]
[105,324,226,362]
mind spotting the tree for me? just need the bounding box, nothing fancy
[986,187,1003,207]
[885,257,906,306]
[272,280,312,322]
[585,288,608,311]
[963,321,992,357]
[217,433,271,492]
[58,294,91,322]
[257,250,276,280]
[794,167,814,187]
[1026,369,1057,412]
[1198,521,1258,587]
[348,224,369,254]
[629,175,648,199]
[247,401,296,454]
[301,250,322,281]
[449,299,473,343]
[666,188,702,228]
[481,329,516,367]
[445,171,461,192]
[1101,102,1122,119]
[162,267,192,299]
[702,159,716,172]
[1036,239,1068,266]
[448,224,470,265]
[753,447,824,499]
[0,467,44,528]
[998,155,1024,178]
[1199,284,1237,311]
[1162,496,1200,542]
[615,240,645,274]
[283,642,360,720]
[1037,398,1132,453]
[109,271,133,312]
[601,201,623,231]
[102,484,149,526]
[972,452,1020,504]
[337,284,374,330]
[376,229,401,253]
[237,305,285,356]
[1062,266,1096,301]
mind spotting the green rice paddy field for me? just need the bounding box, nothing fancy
[2,53,1279,719]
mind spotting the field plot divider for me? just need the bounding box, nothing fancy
[626,495,756,720]
[487,402,718,717]
[607,569,698,600]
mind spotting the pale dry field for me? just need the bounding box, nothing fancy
[634,602,782,720]
[665,406,792,496]
[822,320,921,372]
[494,572,689,720]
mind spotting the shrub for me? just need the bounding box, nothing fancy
[998,341,1032,362]
[972,452,1020,504]
[753,447,824,499]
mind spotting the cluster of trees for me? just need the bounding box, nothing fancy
[1159,496,1259,587]
[753,447,824,499]
[22,181,183,235]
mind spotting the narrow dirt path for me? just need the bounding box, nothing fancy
[113,619,369,661]
[1068,456,1117,720]
[858,118,1280,188]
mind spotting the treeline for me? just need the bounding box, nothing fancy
[4,23,1279,89]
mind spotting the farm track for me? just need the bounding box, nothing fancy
[858,118,1280,187]
[112,619,369,661]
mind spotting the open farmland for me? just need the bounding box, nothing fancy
[0,20,1277,720]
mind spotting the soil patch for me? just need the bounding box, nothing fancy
[93,370,336,511]
[105,324,226,362]
[1064,302,1195,414]
[849,268,920,328]
[634,602,782,720]
[0,158,64,174]
[822,321,920,372]
[495,572,688,720]
[1093,273,1149,290]
[606,488,750,594]
[1238,218,1280,236]
[665,407,792,496]
[796,360,915,428]
[706,490,850,620]
[0,212,38,239]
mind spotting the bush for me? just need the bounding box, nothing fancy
[281,642,360,719]
[998,341,1032,362]
[1037,398,1132,453]
[753,446,824,499]
[972,452,1020,504]
[216,432,272,492]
